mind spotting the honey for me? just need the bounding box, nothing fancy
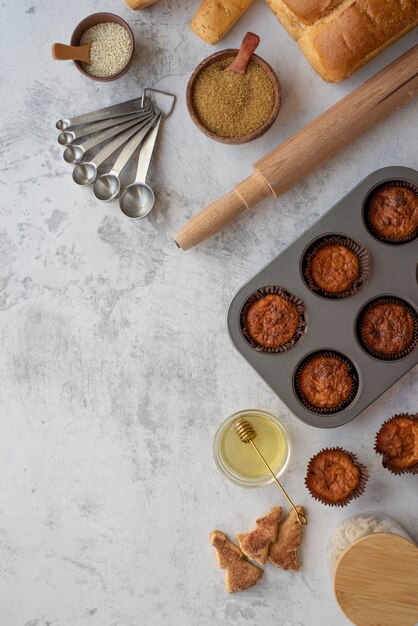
[214,410,291,486]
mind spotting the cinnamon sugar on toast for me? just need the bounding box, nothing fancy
[210,530,263,592]
[236,506,282,564]
[268,506,305,570]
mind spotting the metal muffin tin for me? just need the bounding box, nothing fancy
[227,166,418,428]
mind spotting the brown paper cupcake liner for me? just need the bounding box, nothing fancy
[294,350,359,415]
[357,296,418,362]
[305,447,369,507]
[240,285,306,354]
[374,413,418,476]
[364,180,418,244]
[302,235,371,299]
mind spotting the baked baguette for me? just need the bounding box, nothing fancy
[264,0,418,81]
[125,0,160,8]
[191,0,254,44]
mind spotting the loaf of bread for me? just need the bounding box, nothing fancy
[264,0,418,81]
[191,0,254,44]
[124,0,160,8]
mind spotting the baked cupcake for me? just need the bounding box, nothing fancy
[296,353,356,412]
[366,184,418,243]
[360,299,416,359]
[375,413,418,475]
[310,245,359,294]
[303,236,370,299]
[241,288,305,352]
[305,448,368,507]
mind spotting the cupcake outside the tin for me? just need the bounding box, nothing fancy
[365,181,418,244]
[241,286,306,353]
[295,351,358,414]
[303,236,370,299]
[305,447,368,507]
[375,413,418,475]
[358,297,418,361]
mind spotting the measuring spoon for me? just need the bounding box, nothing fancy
[119,113,162,219]
[56,97,151,131]
[93,114,159,202]
[63,112,154,165]
[57,111,150,146]
[72,121,148,187]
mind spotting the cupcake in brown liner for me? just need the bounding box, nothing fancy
[358,297,418,361]
[374,413,418,475]
[305,447,368,507]
[240,286,306,353]
[365,180,418,244]
[303,235,370,299]
[294,351,359,414]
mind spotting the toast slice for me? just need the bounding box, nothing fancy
[210,530,263,592]
[236,506,282,565]
[268,506,305,570]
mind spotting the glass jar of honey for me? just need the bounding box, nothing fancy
[213,409,291,487]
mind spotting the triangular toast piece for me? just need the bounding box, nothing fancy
[236,506,282,564]
[210,530,263,592]
[268,506,305,571]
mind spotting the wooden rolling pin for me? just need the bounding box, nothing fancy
[174,45,418,250]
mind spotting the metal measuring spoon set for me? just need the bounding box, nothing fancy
[56,89,175,219]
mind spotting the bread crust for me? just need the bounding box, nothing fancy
[265,0,418,81]
[124,0,160,8]
[191,0,254,44]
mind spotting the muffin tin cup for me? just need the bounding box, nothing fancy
[364,180,418,244]
[303,235,371,299]
[305,447,369,507]
[357,296,418,361]
[227,166,418,428]
[374,413,418,476]
[240,285,306,353]
[294,350,359,415]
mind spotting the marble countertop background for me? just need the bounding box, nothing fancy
[0,1,417,625]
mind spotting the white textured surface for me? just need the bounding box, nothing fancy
[0,2,417,625]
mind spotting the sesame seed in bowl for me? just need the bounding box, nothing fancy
[70,13,135,82]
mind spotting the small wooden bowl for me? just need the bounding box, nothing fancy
[186,49,282,145]
[70,12,135,82]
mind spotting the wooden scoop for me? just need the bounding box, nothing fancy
[52,42,92,64]
[225,32,260,74]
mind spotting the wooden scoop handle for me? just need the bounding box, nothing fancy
[52,43,91,64]
[226,32,260,74]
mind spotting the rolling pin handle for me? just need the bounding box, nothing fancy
[174,173,271,251]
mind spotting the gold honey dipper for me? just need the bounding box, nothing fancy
[234,417,307,526]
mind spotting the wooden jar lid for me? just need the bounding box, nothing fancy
[334,533,418,626]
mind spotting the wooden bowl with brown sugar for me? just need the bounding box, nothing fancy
[186,50,282,145]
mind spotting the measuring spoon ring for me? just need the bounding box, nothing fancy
[72,121,147,187]
[56,97,152,131]
[93,114,159,202]
[57,110,151,146]
[63,112,154,165]
[119,113,163,219]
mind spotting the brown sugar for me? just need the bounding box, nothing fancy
[192,57,275,138]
